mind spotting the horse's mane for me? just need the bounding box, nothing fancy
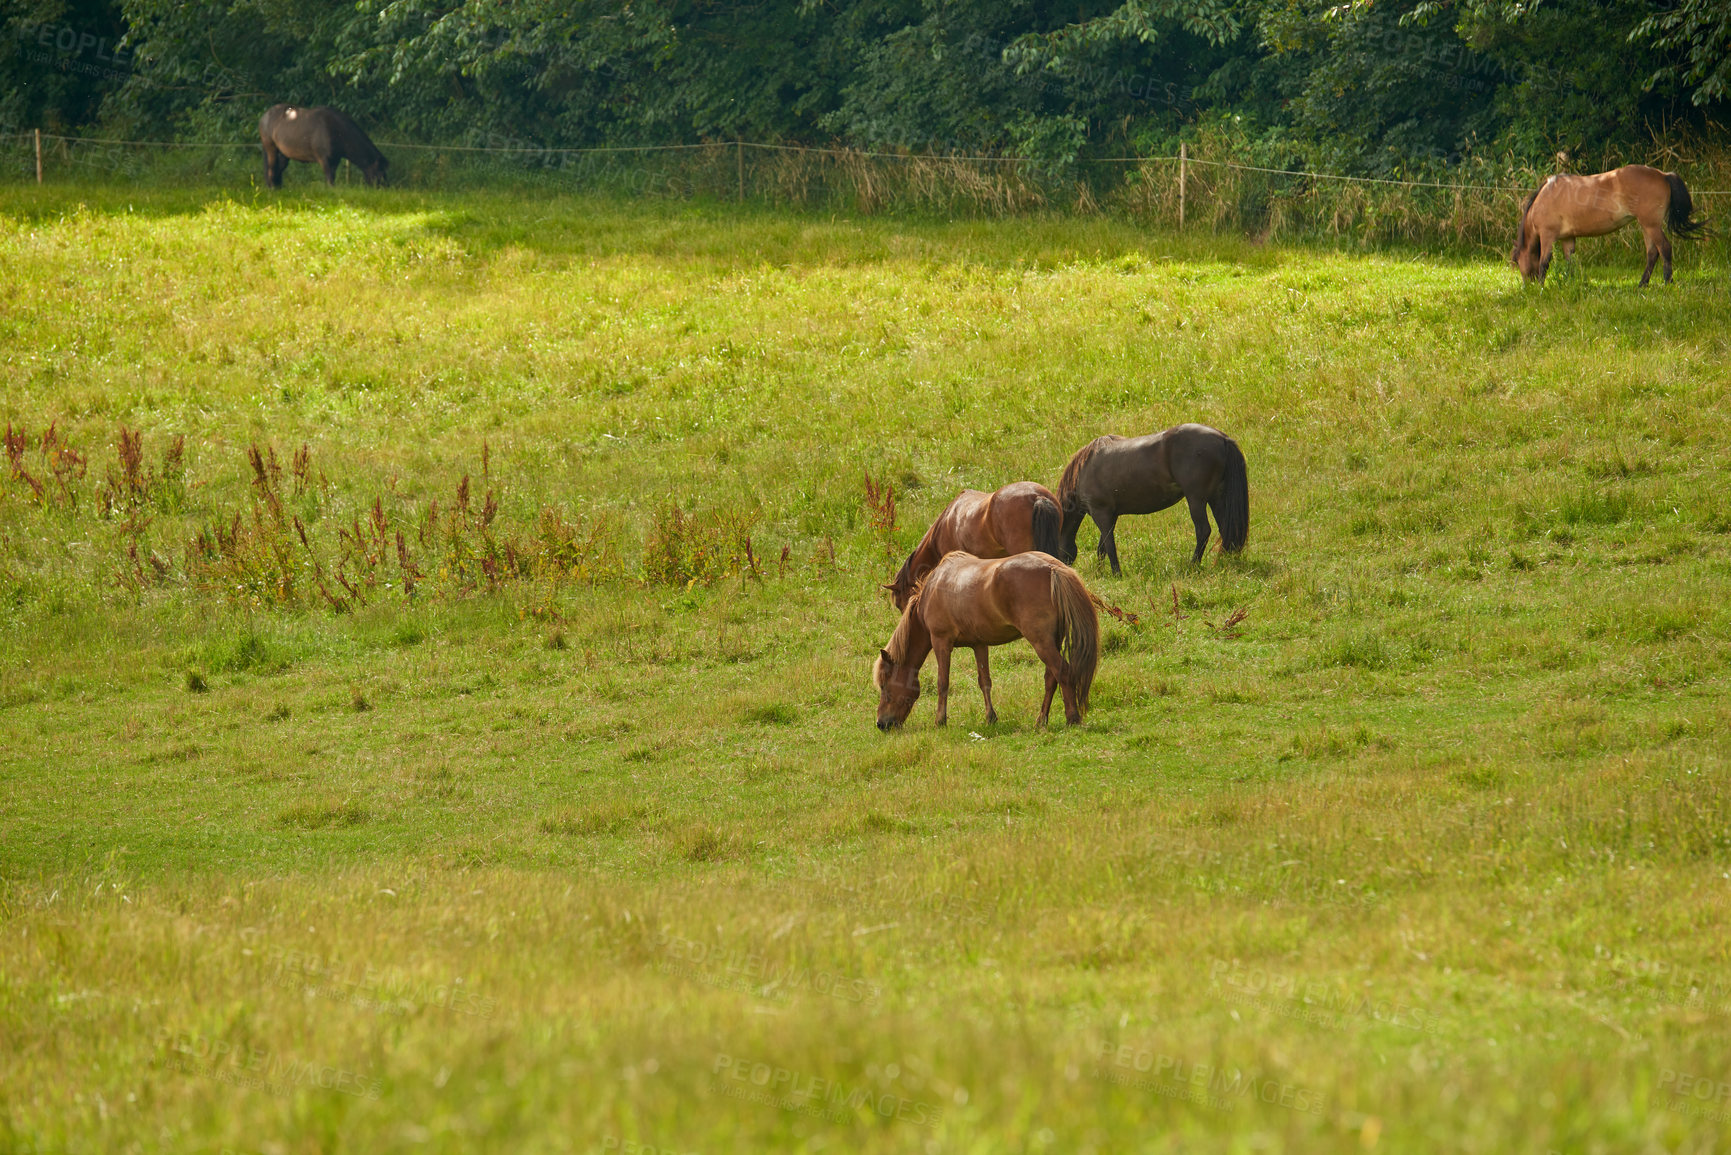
[885,552,964,661]
[890,518,944,595]
[1513,187,1541,253]
[1056,435,1121,509]
[884,586,924,663]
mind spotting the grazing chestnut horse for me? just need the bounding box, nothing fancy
[1512,165,1704,286]
[874,551,1098,730]
[1056,424,1248,574]
[884,482,1063,610]
[259,104,388,188]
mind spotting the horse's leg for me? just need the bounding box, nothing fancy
[1537,233,1555,284]
[1639,225,1661,287]
[321,154,340,187]
[973,646,997,725]
[1093,510,1121,575]
[1028,636,1074,726]
[1660,231,1674,285]
[1186,493,1211,565]
[1037,662,1059,729]
[932,638,953,727]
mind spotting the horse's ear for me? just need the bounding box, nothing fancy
[879,649,894,666]
[881,582,896,593]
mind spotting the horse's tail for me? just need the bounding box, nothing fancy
[1056,435,1115,511]
[1664,172,1707,238]
[1050,565,1098,716]
[1209,437,1249,554]
[1031,495,1063,558]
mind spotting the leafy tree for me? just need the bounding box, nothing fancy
[1449,0,1683,163]
[1633,0,1731,108]
[0,0,1720,174]
[2,0,126,135]
[1256,0,1502,175]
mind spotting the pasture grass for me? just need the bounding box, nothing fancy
[2,181,1731,1154]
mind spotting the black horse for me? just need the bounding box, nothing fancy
[1055,424,1248,573]
[259,105,388,188]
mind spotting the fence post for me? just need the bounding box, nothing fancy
[1178,142,1185,228]
[737,139,744,203]
[35,129,43,184]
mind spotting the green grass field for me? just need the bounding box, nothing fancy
[2,181,1730,1155]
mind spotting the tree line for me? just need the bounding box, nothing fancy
[4,0,1728,178]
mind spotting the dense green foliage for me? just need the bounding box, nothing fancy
[4,0,1725,176]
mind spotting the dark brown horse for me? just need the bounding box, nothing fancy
[884,481,1063,610]
[1512,165,1705,286]
[259,105,388,188]
[1056,424,1248,574]
[874,551,1098,730]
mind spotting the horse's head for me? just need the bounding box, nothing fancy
[873,648,919,730]
[1511,238,1541,280]
[361,154,389,187]
[1511,189,1541,280]
[1055,496,1084,564]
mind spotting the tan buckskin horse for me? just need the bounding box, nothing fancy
[884,481,1063,610]
[874,551,1098,730]
[1512,165,1705,286]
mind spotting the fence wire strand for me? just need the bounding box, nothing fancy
[8,131,1730,196]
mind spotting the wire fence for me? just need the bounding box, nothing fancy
[5,131,1728,251]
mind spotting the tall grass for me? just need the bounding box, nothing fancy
[8,130,1729,251]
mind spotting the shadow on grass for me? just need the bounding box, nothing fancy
[0,173,1489,271]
